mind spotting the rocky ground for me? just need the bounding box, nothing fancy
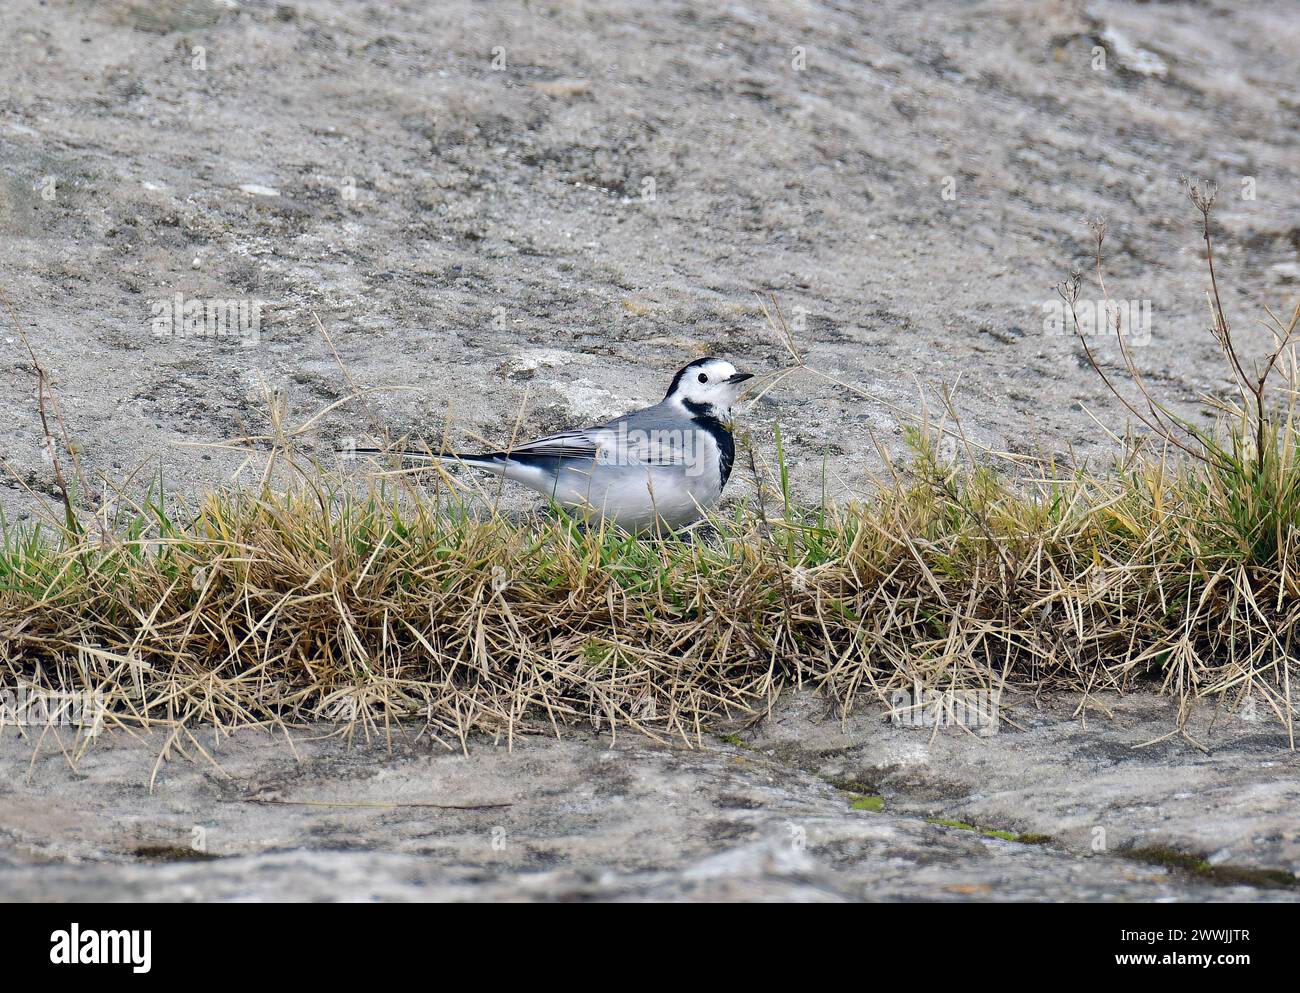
[2,691,1297,901]
[1,0,1298,901]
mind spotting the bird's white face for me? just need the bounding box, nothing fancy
[664,357,753,417]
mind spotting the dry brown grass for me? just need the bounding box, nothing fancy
[0,421,1296,759]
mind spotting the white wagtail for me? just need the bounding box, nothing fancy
[349,357,754,531]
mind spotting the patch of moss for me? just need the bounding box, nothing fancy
[1207,864,1298,889]
[850,794,884,812]
[927,817,976,832]
[131,844,219,862]
[926,818,1051,845]
[1015,832,1054,845]
[825,776,879,795]
[1125,845,1298,890]
[1125,844,1207,873]
[715,733,747,748]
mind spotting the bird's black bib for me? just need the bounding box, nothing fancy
[683,400,736,488]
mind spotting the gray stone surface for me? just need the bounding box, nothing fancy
[749,690,1300,882]
[1,691,1296,901]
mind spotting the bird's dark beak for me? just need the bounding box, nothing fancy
[727,372,754,385]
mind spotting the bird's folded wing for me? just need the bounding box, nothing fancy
[503,427,689,466]
[590,425,691,466]
[501,430,601,460]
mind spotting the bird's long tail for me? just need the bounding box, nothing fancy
[342,447,507,470]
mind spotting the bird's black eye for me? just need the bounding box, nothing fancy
[698,373,709,383]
